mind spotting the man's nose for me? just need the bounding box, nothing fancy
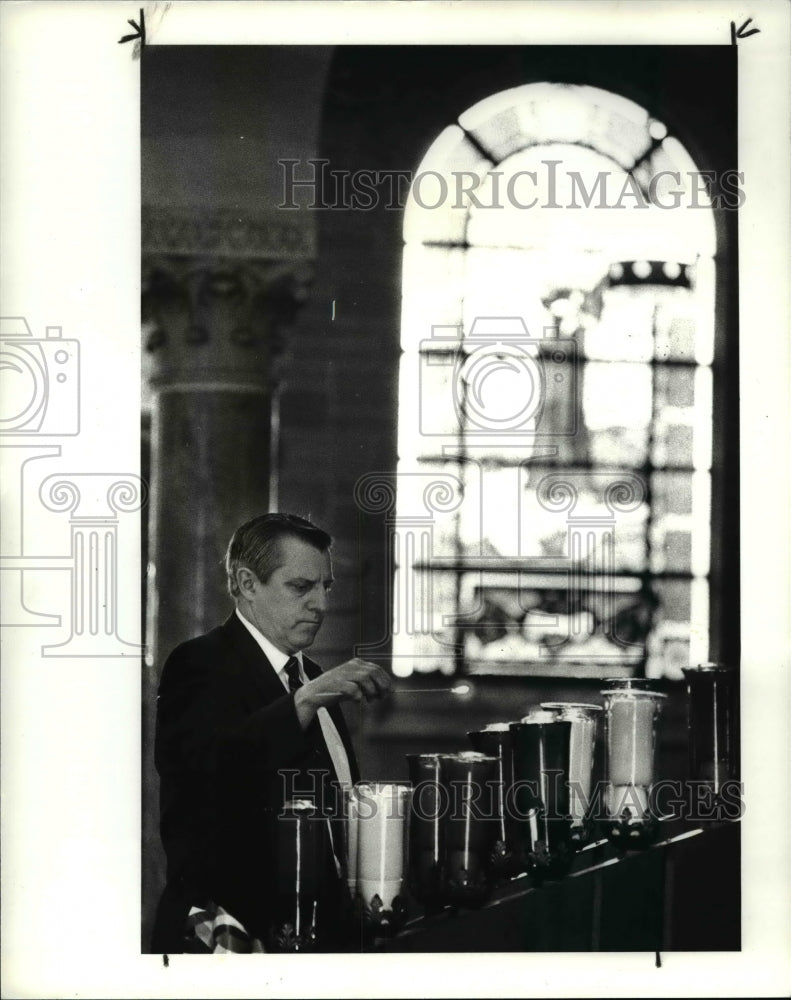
[308,587,329,614]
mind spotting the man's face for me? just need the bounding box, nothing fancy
[246,535,333,654]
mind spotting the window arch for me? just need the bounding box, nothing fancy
[393,83,717,680]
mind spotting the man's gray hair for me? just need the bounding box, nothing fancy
[224,513,332,598]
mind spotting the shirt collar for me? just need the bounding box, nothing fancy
[235,607,303,677]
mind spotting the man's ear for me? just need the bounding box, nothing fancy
[235,566,258,597]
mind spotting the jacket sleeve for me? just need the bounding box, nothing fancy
[155,638,314,784]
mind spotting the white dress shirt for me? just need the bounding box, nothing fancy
[235,608,353,790]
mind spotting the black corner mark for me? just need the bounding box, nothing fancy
[118,8,145,46]
[655,950,662,968]
[162,953,169,967]
[731,17,760,44]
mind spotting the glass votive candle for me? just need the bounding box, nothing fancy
[601,684,667,847]
[353,781,411,934]
[439,751,499,906]
[267,799,329,952]
[541,703,602,846]
[406,753,446,908]
[467,723,523,878]
[682,663,738,798]
[509,712,573,879]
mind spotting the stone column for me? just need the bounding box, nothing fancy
[142,255,312,669]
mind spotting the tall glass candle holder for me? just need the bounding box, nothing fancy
[601,682,667,847]
[267,799,329,952]
[343,786,360,899]
[467,723,523,878]
[439,751,499,906]
[682,663,738,806]
[353,781,411,935]
[509,711,574,880]
[541,703,602,847]
[406,753,446,909]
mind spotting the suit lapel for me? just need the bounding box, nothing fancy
[221,612,286,705]
[222,615,360,783]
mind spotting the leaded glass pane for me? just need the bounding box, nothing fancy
[646,635,691,680]
[391,566,459,678]
[584,361,653,430]
[398,351,462,459]
[413,349,463,444]
[651,365,711,470]
[654,293,697,362]
[404,125,493,245]
[588,426,649,467]
[690,256,716,365]
[586,285,656,362]
[632,142,716,257]
[458,93,530,163]
[656,364,696,407]
[646,579,708,679]
[653,423,694,468]
[459,570,647,671]
[518,465,648,571]
[462,245,552,320]
[459,83,602,158]
[650,526,692,573]
[654,578,691,623]
[690,472,712,577]
[457,463,519,558]
[400,243,466,345]
[652,471,694,517]
[693,366,713,470]
[392,460,462,559]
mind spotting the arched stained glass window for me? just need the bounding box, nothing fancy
[393,83,717,680]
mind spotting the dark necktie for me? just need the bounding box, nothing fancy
[282,654,338,808]
[283,655,302,693]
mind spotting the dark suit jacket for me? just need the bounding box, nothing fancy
[152,612,360,951]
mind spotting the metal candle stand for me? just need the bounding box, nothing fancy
[510,711,575,881]
[540,702,603,849]
[439,751,500,906]
[406,753,447,911]
[682,662,738,812]
[267,800,328,952]
[467,724,523,880]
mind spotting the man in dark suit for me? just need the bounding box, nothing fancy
[152,513,392,952]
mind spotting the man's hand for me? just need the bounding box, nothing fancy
[293,658,392,728]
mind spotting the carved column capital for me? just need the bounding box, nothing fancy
[142,204,316,261]
[142,256,313,391]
